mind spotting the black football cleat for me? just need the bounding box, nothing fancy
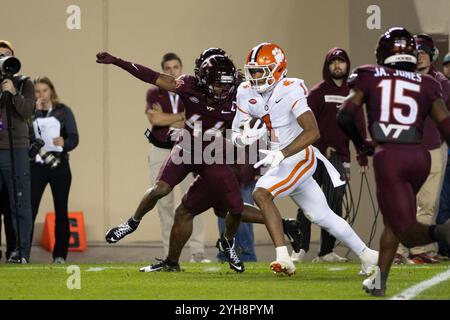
[105,217,140,243]
[139,258,181,272]
[216,237,245,273]
[363,284,386,297]
[282,218,303,253]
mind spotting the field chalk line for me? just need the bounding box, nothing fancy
[390,267,450,300]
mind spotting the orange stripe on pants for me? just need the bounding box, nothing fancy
[272,151,315,197]
[267,146,311,195]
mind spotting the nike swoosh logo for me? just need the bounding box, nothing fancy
[230,264,242,271]
[275,98,283,103]
[132,63,139,71]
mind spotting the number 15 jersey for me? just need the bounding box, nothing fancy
[348,64,442,144]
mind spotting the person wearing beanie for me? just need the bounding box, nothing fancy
[292,48,368,264]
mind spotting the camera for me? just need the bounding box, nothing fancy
[29,138,60,169]
[0,55,21,77]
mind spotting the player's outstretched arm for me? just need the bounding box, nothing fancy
[96,52,177,92]
[431,98,450,146]
[281,110,320,158]
[337,88,373,156]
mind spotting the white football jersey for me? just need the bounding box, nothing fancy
[232,77,311,150]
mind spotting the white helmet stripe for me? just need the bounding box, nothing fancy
[250,43,267,63]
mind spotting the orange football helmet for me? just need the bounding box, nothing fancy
[244,43,287,93]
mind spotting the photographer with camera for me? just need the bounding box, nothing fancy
[0,40,35,264]
[30,76,79,264]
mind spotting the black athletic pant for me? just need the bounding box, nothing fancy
[297,152,346,256]
[31,158,72,260]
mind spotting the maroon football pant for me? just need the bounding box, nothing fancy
[157,151,243,216]
[373,144,431,236]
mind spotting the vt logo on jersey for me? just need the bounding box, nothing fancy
[371,122,418,143]
[379,123,410,138]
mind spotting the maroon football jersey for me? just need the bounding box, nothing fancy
[348,65,442,144]
[174,74,236,149]
[146,86,185,144]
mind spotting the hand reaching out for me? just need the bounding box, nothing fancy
[96,52,117,64]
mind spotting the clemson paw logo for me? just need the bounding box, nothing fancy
[272,48,284,64]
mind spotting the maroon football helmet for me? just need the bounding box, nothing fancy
[198,55,239,103]
[194,47,227,79]
[376,27,417,70]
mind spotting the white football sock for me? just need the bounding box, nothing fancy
[276,246,290,261]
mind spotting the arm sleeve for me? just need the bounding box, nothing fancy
[62,107,79,152]
[337,99,366,151]
[355,103,367,139]
[12,78,35,119]
[114,58,160,84]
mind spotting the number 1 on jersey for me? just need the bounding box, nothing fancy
[262,114,279,142]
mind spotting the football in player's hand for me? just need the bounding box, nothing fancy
[240,117,264,130]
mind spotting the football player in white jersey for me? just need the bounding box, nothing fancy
[232,43,378,276]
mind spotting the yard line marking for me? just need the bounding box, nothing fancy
[390,268,450,300]
[328,267,347,271]
[86,267,106,272]
[203,267,221,272]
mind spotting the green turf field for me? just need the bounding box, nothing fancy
[0,262,449,300]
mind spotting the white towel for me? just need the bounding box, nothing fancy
[312,146,346,188]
